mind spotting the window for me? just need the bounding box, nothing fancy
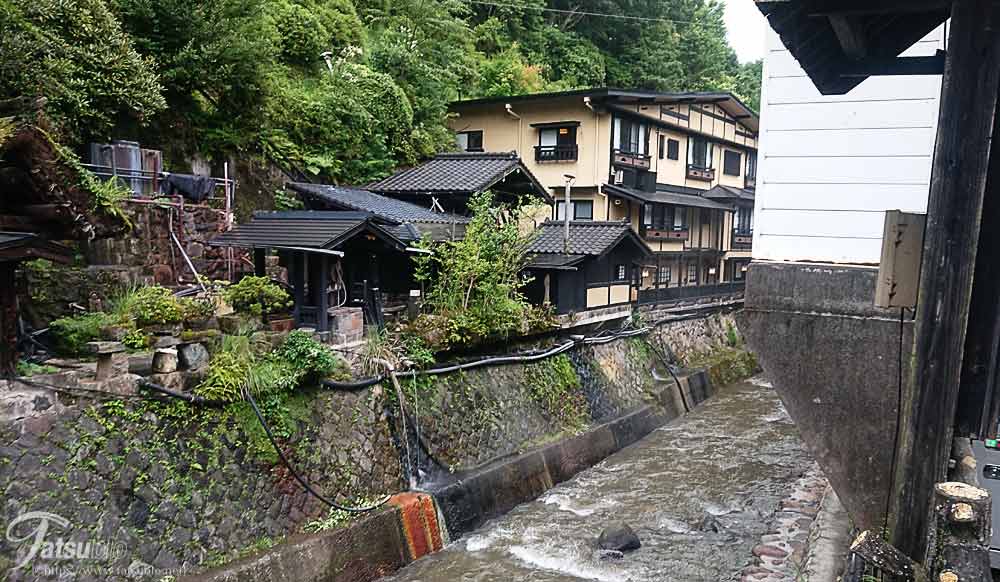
[658,134,666,160]
[613,117,648,155]
[723,150,741,176]
[656,265,671,285]
[687,137,713,169]
[643,204,686,230]
[536,124,579,161]
[556,200,594,221]
[456,130,483,152]
[735,206,753,234]
[615,264,627,281]
[746,151,758,182]
[667,139,679,160]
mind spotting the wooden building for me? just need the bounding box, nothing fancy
[208,211,425,331]
[522,220,652,314]
[750,0,1000,571]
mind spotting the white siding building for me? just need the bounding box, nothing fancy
[754,27,946,264]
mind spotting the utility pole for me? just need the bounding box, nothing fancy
[563,174,575,255]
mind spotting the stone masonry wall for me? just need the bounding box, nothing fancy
[0,314,749,581]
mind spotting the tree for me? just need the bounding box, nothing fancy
[0,0,164,143]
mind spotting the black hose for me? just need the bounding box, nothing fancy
[243,387,390,513]
[649,343,690,413]
[139,379,225,406]
[322,376,385,391]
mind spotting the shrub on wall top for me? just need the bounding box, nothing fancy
[224,276,292,317]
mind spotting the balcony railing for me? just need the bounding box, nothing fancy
[637,281,745,305]
[644,227,689,241]
[613,149,651,170]
[731,230,753,249]
[687,164,715,182]
[535,144,578,162]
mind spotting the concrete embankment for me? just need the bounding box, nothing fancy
[187,365,736,582]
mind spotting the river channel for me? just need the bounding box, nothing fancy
[383,376,814,582]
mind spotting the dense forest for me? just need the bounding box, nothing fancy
[0,0,760,187]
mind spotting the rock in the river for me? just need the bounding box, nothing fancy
[597,522,641,552]
[698,514,723,533]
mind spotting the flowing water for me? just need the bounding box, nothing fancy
[383,377,814,582]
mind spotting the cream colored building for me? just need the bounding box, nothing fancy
[448,89,758,293]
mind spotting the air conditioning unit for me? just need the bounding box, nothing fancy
[613,169,624,184]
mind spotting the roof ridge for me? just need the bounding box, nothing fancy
[432,151,518,160]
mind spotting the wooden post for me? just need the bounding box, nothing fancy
[890,0,1000,559]
[292,252,304,326]
[253,248,266,277]
[318,256,330,333]
[0,263,17,376]
[931,482,992,580]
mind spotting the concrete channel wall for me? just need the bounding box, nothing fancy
[0,309,749,582]
[187,369,724,582]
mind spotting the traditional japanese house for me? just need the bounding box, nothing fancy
[287,183,469,242]
[208,211,426,331]
[366,151,552,216]
[522,220,652,315]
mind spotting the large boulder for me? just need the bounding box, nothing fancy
[597,522,641,552]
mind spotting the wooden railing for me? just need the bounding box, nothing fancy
[731,230,753,249]
[687,164,715,181]
[535,144,578,162]
[637,281,744,305]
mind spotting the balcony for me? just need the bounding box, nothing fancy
[613,150,651,170]
[687,165,715,182]
[731,230,753,250]
[644,227,689,241]
[745,176,756,190]
[535,144,578,162]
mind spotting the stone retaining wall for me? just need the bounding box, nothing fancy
[0,313,752,581]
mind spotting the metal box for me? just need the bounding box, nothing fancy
[875,210,926,308]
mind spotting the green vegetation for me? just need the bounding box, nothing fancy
[15,360,59,377]
[412,191,551,349]
[687,346,758,387]
[224,276,292,317]
[111,285,184,327]
[524,354,588,429]
[48,312,118,355]
[2,0,758,197]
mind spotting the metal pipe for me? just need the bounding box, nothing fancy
[563,174,575,254]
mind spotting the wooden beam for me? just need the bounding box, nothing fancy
[889,0,1000,561]
[0,263,16,376]
[839,53,946,77]
[801,0,954,16]
[828,14,868,59]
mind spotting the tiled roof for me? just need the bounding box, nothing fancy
[208,211,409,251]
[602,184,733,211]
[288,183,469,225]
[0,232,37,250]
[526,253,587,269]
[527,220,642,256]
[367,152,551,202]
[704,184,755,203]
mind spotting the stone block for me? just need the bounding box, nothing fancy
[147,371,187,391]
[154,336,180,349]
[152,348,178,374]
[178,343,210,371]
[86,341,126,355]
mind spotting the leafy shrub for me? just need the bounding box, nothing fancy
[48,312,117,355]
[224,276,292,316]
[273,330,340,380]
[179,297,216,322]
[122,328,150,350]
[196,350,250,403]
[412,190,536,349]
[111,285,183,327]
[16,360,59,377]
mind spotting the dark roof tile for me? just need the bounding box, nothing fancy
[367,152,551,202]
[208,211,408,250]
[288,183,469,225]
[527,220,644,256]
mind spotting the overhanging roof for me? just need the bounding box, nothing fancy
[704,184,756,206]
[208,211,411,252]
[756,1,949,95]
[288,183,469,225]
[527,219,652,259]
[602,184,734,211]
[451,88,759,132]
[367,152,552,204]
[0,231,72,263]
